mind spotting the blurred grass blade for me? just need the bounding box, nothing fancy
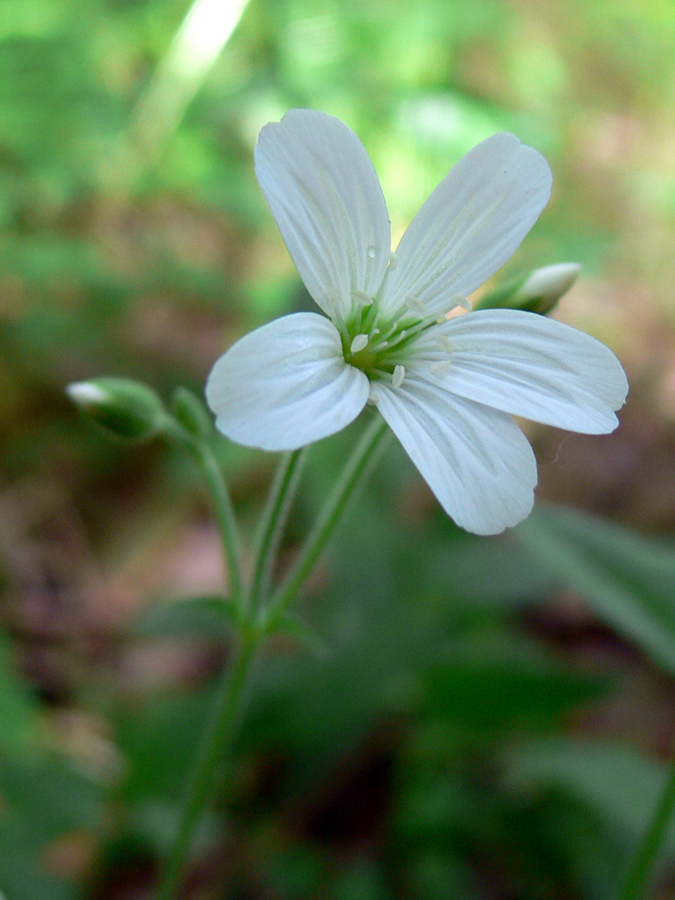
[125,0,251,169]
[516,506,675,674]
[505,739,675,869]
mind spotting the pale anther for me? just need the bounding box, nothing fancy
[437,335,453,354]
[430,360,453,377]
[392,365,405,388]
[350,334,369,353]
[449,293,472,310]
[405,295,428,315]
[352,289,373,307]
[389,251,398,270]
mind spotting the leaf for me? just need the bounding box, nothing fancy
[0,755,102,900]
[0,631,38,757]
[505,738,675,851]
[275,613,331,658]
[516,506,675,674]
[133,595,238,640]
[423,645,608,734]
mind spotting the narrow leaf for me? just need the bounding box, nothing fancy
[516,506,675,675]
[134,595,237,639]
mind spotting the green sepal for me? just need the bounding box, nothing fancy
[171,387,214,442]
[475,263,580,315]
[473,275,528,311]
[67,377,166,442]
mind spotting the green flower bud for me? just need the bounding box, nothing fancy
[171,387,214,441]
[475,263,581,314]
[67,378,166,442]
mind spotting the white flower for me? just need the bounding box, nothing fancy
[206,109,628,535]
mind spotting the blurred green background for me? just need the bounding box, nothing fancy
[2,0,675,897]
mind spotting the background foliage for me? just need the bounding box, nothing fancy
[2,0,675,897]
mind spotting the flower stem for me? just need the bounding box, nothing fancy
[619,753,675,900]
[155,627,260,900]
[155,415,388,898]
[261,415,389,633]
[194,440,245,616]
[249,448,307,611]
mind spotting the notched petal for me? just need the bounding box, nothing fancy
[255,110,391,324]
[384,133,552,318]
[371,375,537,535]
[206,312,370,451]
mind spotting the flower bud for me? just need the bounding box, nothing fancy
[475,263,581,314]
[172,387,213,441]
[67,378,166,442]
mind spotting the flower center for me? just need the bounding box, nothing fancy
[338,254,469,388]
[342,304,435,387]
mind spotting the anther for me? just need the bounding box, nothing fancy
[392,365,406,388]
[405,295,428,316]
[430,360,452,377]
[389,251,398,270]
[350,334,369,353]
[437,335,453,354]
[352,289,373,307]
[449,294,472,310]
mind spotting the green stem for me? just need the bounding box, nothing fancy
[619,754,675,900]
[249,448,307,611]
[261,416,389,633]
[155,628,260,900]
[195,441,245,615]
[154,415,388,899]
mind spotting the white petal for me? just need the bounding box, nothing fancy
[255,109,391,324]
[206,313,369,451]
[411,310,628,434]
[370,374,537,535]
[383,133,552,317]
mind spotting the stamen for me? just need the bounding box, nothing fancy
[449,293,472,310]
[392,365,405,388]
[405,295,428,316]
[352,289,374,307]
[389,251,398,270]
[437,335,453,354]
[350,334,369,353]
[430,360,453,378]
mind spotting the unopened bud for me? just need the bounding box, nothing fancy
[475,263,581,314]
[67,378,165,442]
[515,263,581,313]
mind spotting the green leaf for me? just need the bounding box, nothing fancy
[134,595,237,639]
[0,755,102,900]
[422,638,608,734]
[516,506,675,675]
[275,613,331,658]
[0,632,38,757]
[505,739,675,852]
